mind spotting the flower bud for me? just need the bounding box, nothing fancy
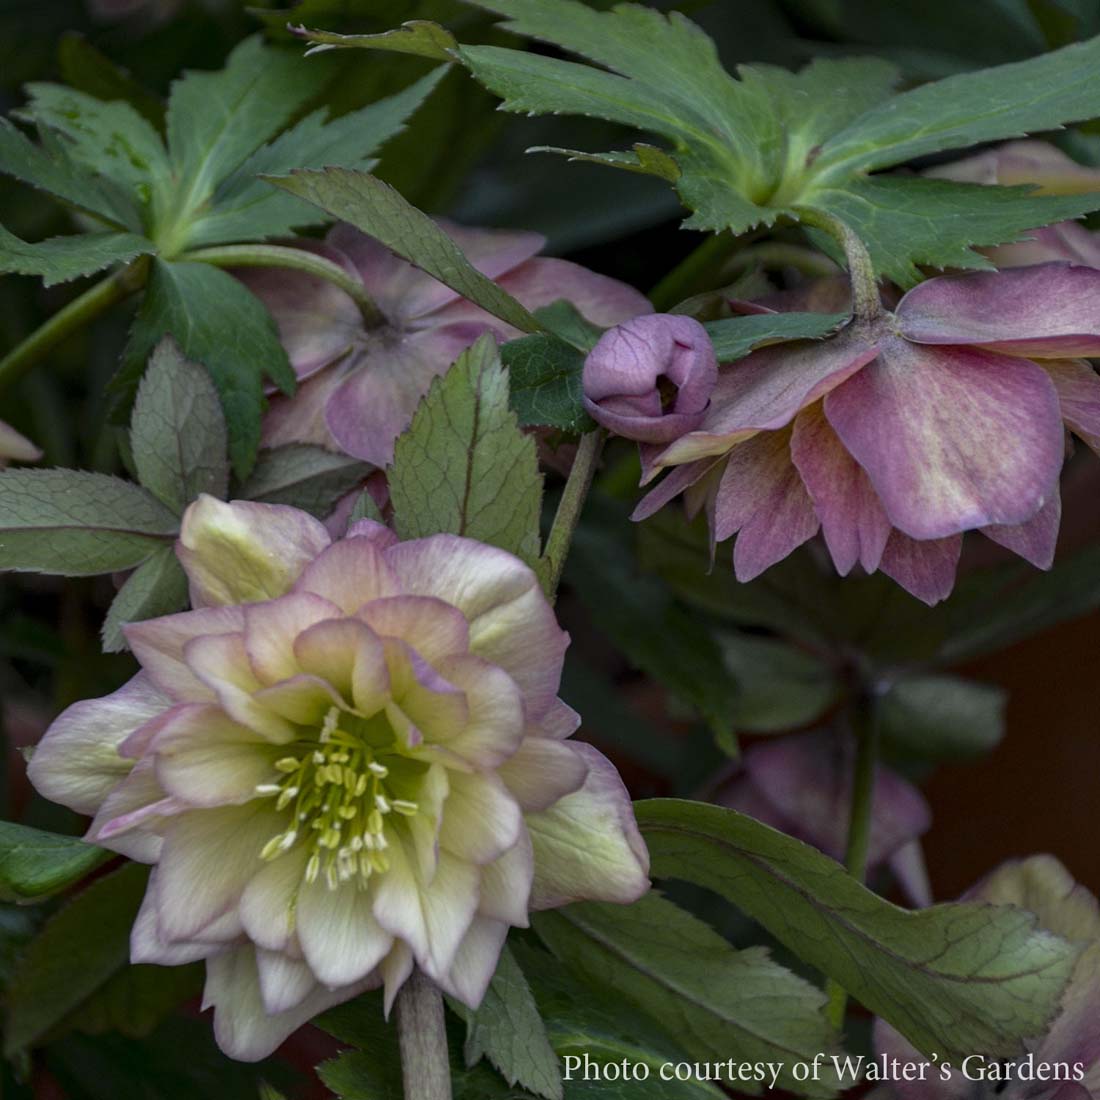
[582,314,717,443]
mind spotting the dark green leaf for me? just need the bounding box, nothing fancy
[66,962,203,1040]
[0,823,107,904]
[349,488,385,524]
[878,675,1006,760]
[100,546,189,654]
[240,445,371,518]
[0,225,154,287]
[502,334,594,433]
[533,300,603,353]
[295,20,459,61]
[704,312,847,363]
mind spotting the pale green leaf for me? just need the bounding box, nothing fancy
[240,445,371,519]
[0,224,153,287]
[100,545,189,654]
[0,823,107,904]
[389,334,543,567]
[878,675,1005,760]
[296,19,458,60]
[637,799,1077,1061]
[531,143,681,183]
[0,469,178,575]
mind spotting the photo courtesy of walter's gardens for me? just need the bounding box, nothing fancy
[1,0,1100,1097]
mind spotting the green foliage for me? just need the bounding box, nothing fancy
[638,799,1077,1061]
[704,312,847,363]
[390,335,544,569]
[502,334,595,434]
[239,445,372,518]
[100,547,189,654]
[0,226,154,287]
[0,822,107,904]
[877,675,1006,760]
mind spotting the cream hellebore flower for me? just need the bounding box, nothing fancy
[27,497,649,1061]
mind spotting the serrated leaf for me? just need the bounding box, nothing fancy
[118,259,296,478]
[130,337,229,512]
[296,19,459,60]
[703,311,847,363]
[637,799,1077,1062]
[532,143,681,182]
[4,862,148,1056]
[268,168,541,334]
[57,33,166,131]
[0,823,107,904]
[0,469,178,575]
[189,67,448,248]
[0,224,154,287]
[501,334,594,433]
[240,445,371,518]
[100,546,189,654]
[452,946,562,1100]
[534,893,841,1097]
[389,334,543,567]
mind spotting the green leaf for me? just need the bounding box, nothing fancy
[349,488,385,524]
[637,799,1077,1062]
[239,445,371,518]
[189,67,448,248]
[130,337,230,513]
[452,946,562,1100]
[389,334,543,568]
[533,143,681,183]
[533,301,603,353]
[4,862,148,1055]
[501,334,595,434]
[0,823,107,904]
[65,962,203,1040]
[878,675,1005,760]
[100,546,189,654]
[534,893,841,1097]
[703,312,847,363]
[295,20,459,61]
[0,469,178,575]
[268,168,541,334]
[0,224,154,287]
[118,259,296,478]
[57,33,166,132]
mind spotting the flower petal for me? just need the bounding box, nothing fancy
[1044,358,1100,456]
[386,641,468,746]
[480,829,534,926]
[131,876,216,965]
[497,737,588,812]
[440,771,523,865]
[0,420,41,464]
[244,591,344,684]
[631,458,718,519]
[293,536,399,612]
[381,942,414,1016]
[983,480,1061,569]
[877,531,962,606]
[88,757,181,862]
[896,263,1100,358]
[239,846,309,953]
[430,654,524,768]
[526,743,649,909]
[292,617,384,708]
[825,337,1064,539]
[357,596,470,664]
[255,949,318,1015]
[262,365,346,452]
[436,916,510,1009]
[296,877,394,986]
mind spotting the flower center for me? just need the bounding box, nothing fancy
[255,707,420,890]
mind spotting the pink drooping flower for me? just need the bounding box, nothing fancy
[582,314,718,443]
[635,262,1100,604]
[242,222,652,468]
[27,497,649,1061]
[0,421,40,467]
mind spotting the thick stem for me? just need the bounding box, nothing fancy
[0,257,150,398]
[542,429,605,599]
[792,208,882,324]
[396,969,452,1100]
[825,693,880,1028]
[181,243,386,329]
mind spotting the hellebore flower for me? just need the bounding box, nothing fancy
[27,496,649,1062]
[717,730,932,907]
[582,314,718,443]
[242,222,652,467]
[0,421,40,467]
[634,262,1100,604]
[873,856,1100,1099]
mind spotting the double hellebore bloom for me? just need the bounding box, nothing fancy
[244,221,652,467]
[27,497,649,1061]
[874,856,1100,1099]
[582,314,718,443]
[632,263,1100,604]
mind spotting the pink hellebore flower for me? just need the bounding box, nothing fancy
[27,496,649,1062]
[717,730,932,907]
[582,314,718,443]
[243,222,653,467]
[635,263,1100,604]
[0,421,41,467]
[874,856,1100,1099]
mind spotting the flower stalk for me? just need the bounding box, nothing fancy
[396,969,453,1100]
[793,208,883,324]
[542,428,606,599]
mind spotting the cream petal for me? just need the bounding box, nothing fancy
[239,846,309,953]
[381,941,414,1016]
[440,771,523,865]
[252,675,346,725]
[131,876,218,965]
[386,641,468,744]
[356,596,470,664]
[430,654,525,767]
[497,738,588,812]
[436,916,510,1009]
[293,537,400,612]
[416,850,482,979]
[244,591,344,684]
[88,757,184,861]
[255,949,319,1015]
[297,877,394,986]
[292,617,383,705]
[479,829,534,926]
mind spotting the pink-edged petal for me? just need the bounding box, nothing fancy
[244,591,344,684]
[296,876,394,986]
[983,480,1061,569]
[497,737,588,812]
[126,606,246,701]
[896,263,1100,358]
[878,531,962,606]
[825,337,1064,539]
[203,945,369,1062]
[531,698,581,741]
[790,406,891,575]
[239,846,309,953]
[632,458,717,519]
[439,771,523,865]
[88,757,183,861]
[325,322,491,466]
[712,428,820,581]
[1044,358,1100,455]
[436,916,510,1009]
[385,535,568,719]
[131,876,217,965]
[430,654,524,767]
[253,675,345,725]
[526,743,649,910]
[26,673,169,816]
[386,640,468,746]
[926,140,1100,194]
[347,516,398,548]
[0,420,41,464]
[357,596,470,664]
[651,330,877,468]
[255,949,318,1015]
[262,364,347,452]
[479,829,534,926]
[293,536,399,612]
[292,617,384,706]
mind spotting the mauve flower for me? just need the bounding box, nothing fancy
[582,314,718,443]
[27,496,649,1062]
[717,730,932,907]
[874,856,1100,1099]
[242,222,652,468]
[0,421,40,467]
[635,263,1100,604]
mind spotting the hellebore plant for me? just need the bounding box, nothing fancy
[242,221,652,467]
[626,257,1100,604]
[26,496,649,1062]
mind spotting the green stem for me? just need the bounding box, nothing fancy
[543,429,605,599]
[825,693,880,1028]
[0,257,150,398]
[648,232,736,311]
[792,208,882,324]
[181,243,386,329]
[396,968,452,1100]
